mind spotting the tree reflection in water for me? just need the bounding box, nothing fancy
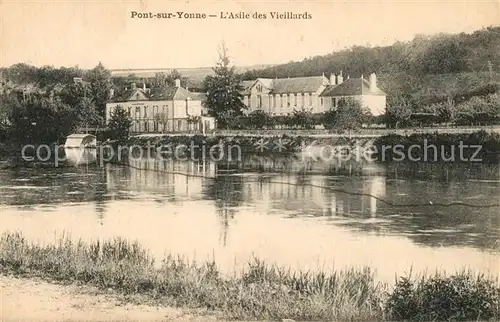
[202,162,245,247]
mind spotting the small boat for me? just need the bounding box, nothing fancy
[64,134,97,149]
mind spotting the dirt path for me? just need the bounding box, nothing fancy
[0,275,219,321]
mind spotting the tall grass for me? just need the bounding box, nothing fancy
[1,231,499,321]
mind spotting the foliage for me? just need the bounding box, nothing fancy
[2,232,499,321]
[154,112,169,133]
[150,70,188,91]
[386,272,500,321]
[203,43,246,129]
[290,107,316,129]
[373,131,500,164]
[85,62,112,120]
[186,115,201,124]
[6,89,76,144]
[107,105,132,143]
[333,98,370,130]
[60,81,102,127]
[246,110,275,129]
[321,108,338,129]
[0,62,113,145]
[241,27,500,109]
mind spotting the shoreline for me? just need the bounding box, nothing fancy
[1,231,499,321]
[0,274,219,321]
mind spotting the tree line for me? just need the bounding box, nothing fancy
[0,63,191,146]
[240,26,500,126]
[2,27,500,147]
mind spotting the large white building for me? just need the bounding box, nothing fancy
[240,72,386,116]
[106,79,215,133]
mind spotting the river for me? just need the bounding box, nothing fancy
[0,150,499,283]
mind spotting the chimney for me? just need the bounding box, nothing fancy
[330,73,336,85]
[369,73,377,92]
[175,79,181,87]
[131,82,136,90]
[336,70,343,85]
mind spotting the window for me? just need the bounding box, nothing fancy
[258,96,262,108]
[320,98,324,106]
[275,95,278,109]
[144,106,148,118]
[333,98,337,108]
[177,120,182,131]
[135,107,141,119]
[256,84,263,92]
[301,93,305,107]
[280,95,283,108]
[309,94,312,106]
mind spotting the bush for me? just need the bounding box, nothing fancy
[386,272,500,321]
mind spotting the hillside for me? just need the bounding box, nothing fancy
[240,26,500,106]
[109,64,274,90]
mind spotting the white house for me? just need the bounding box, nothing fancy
[240,72,386,116]
[106,79,215,133]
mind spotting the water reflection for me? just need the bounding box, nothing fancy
[64,148,97,166]
[0,156,499,282]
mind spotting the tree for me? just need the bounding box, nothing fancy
[154,112,169,133]
[291,107,315,129]
[386,96,413,128]
[108,105,132,143]
[247,110,275,129]
[321,108,337,129]
[151,70,188,92]
[333,98,370,131]
[151,73,167,92]
[8,89,74,144]
[61,82,101,129]
[186,115,202,131]
[165,70,187,87]
[86,62,112,121]
[203,42,246,129]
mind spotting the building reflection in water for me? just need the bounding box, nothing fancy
[64,148,97,166]
[104,157,389,246]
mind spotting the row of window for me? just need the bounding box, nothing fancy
[243,95,343,110]
[244,93,324,109]
[124,105,169,119]
[131,119,199,133]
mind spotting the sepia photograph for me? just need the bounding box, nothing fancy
[1,0,500,321]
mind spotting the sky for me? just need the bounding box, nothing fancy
[1,0,499,70]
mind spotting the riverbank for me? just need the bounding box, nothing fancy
[125,130,500,164]
[1,232,499,321]
[0,275,216,321]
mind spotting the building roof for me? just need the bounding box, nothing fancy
[240,80,256,95]
[109,85,206,103]
[190,92,207,101]
[270,76,328,94]
[240,76,329,95]
[150,86,193,101]
[320,78,386,97]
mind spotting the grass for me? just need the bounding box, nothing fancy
[1,231,499,321]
